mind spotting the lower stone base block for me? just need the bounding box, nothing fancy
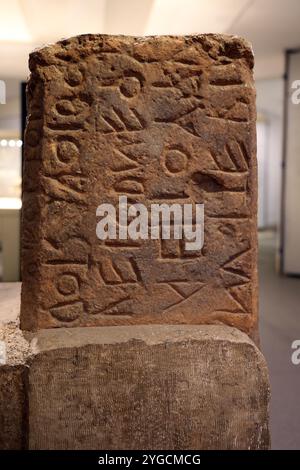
[26,324,270,450]
[0,365,27,450]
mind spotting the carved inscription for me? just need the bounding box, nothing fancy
[21,34,257,340]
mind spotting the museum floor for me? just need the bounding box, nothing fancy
[259,231,300,449]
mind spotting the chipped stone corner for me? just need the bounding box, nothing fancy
[0,317,33,367]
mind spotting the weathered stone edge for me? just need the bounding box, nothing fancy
[29,33,254,69]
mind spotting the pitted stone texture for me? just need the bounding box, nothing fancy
[28,325,270,450]
[0,284,29,449]
[21,34,258,338]
[0,366,27,450]
[0,284,31,366]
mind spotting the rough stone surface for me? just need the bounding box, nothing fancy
[0,365,27,450]
[20,34,258,337]
[0,284,29,450]
[28,324,269,450]
[0,283,31,366]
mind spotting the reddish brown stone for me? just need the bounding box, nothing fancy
[20,34,258,339]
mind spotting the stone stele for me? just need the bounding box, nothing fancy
[20,34,258,339]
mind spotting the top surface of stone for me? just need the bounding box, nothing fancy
[21,34,257,337]
[31,324,255,353]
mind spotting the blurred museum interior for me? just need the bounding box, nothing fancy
[0,0,299,449]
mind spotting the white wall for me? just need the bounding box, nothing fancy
[282,51,300,275]
[256,78,284,229]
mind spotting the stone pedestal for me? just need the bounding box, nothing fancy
[1,284,270,450]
